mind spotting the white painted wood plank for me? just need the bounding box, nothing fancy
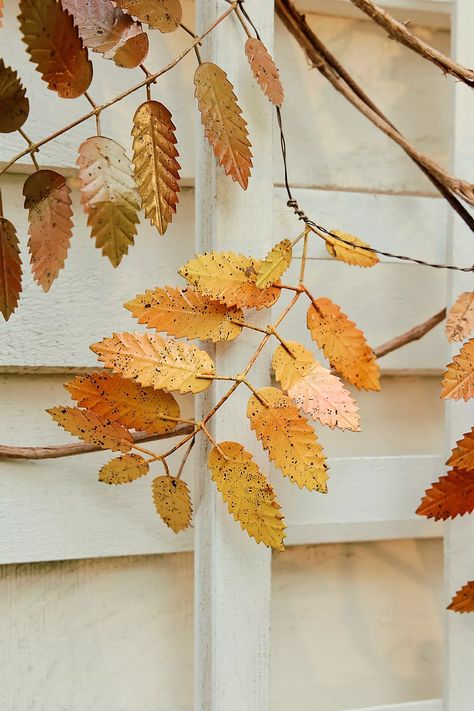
[348,700,442,711]
[300,0,450,29]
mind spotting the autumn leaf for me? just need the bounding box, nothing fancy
[0,1,3,27]
[324,229,379,268]
[112,0,182,31]
[66,371,180,434]
[307,297,380,391]
[245,37,284,107]
[132,101,181,235]
[441,339,474,401]
[152,476,192,532]
[256,239,292,289]
[448,581,474,614]
[446,292,474,342]
[99,453,149,484]
[0,59,29,133]
[447,427,474,471]
[247,387,328,492]
[0,218,22,321]
[194,62,252,189]
[208,441,286,550]
[416,468,474,520]
[271,341,315,390]
[91,332,215,394]
[77,136,141,266]
[23,170,73,292]
[48,405,133,452]
[125,286,243,342]
[179,252,280,310]
[19,0,93,98]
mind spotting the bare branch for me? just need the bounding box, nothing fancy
[374,308,446,359]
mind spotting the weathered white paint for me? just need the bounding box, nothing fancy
[348,701,442,711]
[302,0,451,29]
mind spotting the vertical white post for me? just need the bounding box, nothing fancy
[194,2,275,710]
[445,1,474,708]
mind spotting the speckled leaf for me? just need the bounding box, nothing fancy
[256,239,292,288]
[152,476,192,532]
[448,581,474,614]
[0,59,29,133]
[0,218,22,321]
[447,427,474,471]
[112,0,182,31]
[324,229,379,268]
[99,453,149,484]
[441,339,474,401]
[48,405,133,452]
[245,37,284,107]
[446,292,474,343]
[416,468,474,520]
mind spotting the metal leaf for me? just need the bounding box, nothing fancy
[0,217,22,321]
[416,468,474,520]
[112,0,182,32]
[255,239,292,288]
[324,229,379,268]
[99,453,150,484]
[245,37,284,107]
[447,427,474,472]
[448,582,474,614]
[152,476,192,533]
[48,405,133,452]
[0,59,29,133]
[441,338,474,401]
[446,291,474,343]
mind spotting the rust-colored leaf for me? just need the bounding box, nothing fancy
[125,286,243,342]
[324,229,379,268]
[0,59,29,133]
[66,370,180,434]
[307,297,380,391]
[77,136,140,266]
[0,1,3,27]
[447,427,474,472]
[91,332,215,394]
[152,476,192,533]
[0,218,22,321]
[19,0,93,98]
[247,387,328,492]
[132,101,180,235]
[441,339,474,401]
[208,441,286,551]
[23,170,73,292]
[112,0,182,32]
[446,292,474,343]
[245,37,284,107]
[448,581,474,614]
[256,239,292,289]
[179,251,280,310]
[416,468,474,521]
[99,453,149,484]
[48,405,133,452]
[194,62,252,189]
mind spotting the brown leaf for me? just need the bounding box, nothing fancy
[324,229,379,268]
[208,441,286,550]
[307,297,380,391]
[125,286,243,342]
[0,59,29,133]
[446,292,474,343]
[132,101,180,235]
[245,37,284,107]
[99,453,149,484]
[441,339,474,401]
[447,581,474,614]
[66,370,180,434]
[48,405,133,452]
[0,218,22,321]
[152,476,192,533]
[23,170,73,292]
[112,0,182,32]
[447,427,474,472]
[19,0,93,98]
[256,239,292,289]
[416,468,474,520]
[0,1,3,27]
[194,62,252,189]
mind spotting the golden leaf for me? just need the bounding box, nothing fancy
[132,101,181,235]
[77,136,141,267]
[446,292,474,342]
[179,252,280,310]
[245,38,284,107]
[0,59,29,133]
[194,62,252,190]
[324,229,379,268]
[23,170,73,293]
[66,370,180,434]
[441,338,474,401]
[307,297,380,391]
[91,332,215,394]
[0,218,22,321]
[256,239,292,289]
[152,476,192,533]
[99,453,149,484]
[247,387,328,492]
[48,405,133,452]
[208,441,286,551]
[416,468,474,520]
[447,427,474,471]
[271,341,315,390]
[112,0,182,31]
[19,0,93,98]
[61,0,149,68]
[448,581,474,614]
[125,286,243,342]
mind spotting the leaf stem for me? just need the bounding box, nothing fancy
[18,129,39,170]
[176,437,195,479]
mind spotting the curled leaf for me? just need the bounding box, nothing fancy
[152,476,192,533]
[324,229,379,268]
[447,427,474,472]
[446,292,474,343]
[99,453,149,484]
[416,468,474,521]
[245,37,284,107]
[48,405,133,452]
[112,0,182,32]
[256,239,292,289]
[441,338,474,401]
[0,218,22,321]
[0,59,29,133]
[448,582,474,614]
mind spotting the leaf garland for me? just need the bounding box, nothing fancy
[152,476,192,533]
[48,405,133,452]
[0,218,22,321]
[448,582,474,614]
[99,453,150,484]
[416,468,474,520]
[256,239,292,289]
[112,0,182,32]
[324,229,379,268]
[0,59,29,133]
[447,427,474,471]
[441,339,474,401]
[446,292,474,343]
[245,37,284,107]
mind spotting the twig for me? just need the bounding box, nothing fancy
[374,307,446,359]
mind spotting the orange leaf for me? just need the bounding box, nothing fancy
[324,229,379,268]
[446,292,474,343]
[307,297,380,391]
[152,476,192,533]
[99,453,149,484]
[447,427,474,471]
[48,405,133,452]
[441,339,474,401]
[112,0,182,31]
[0,59,29,133]
[0,1,3,27]
[0,218,22,321]
[245,37,284,107]
[447,581,474,614]
[416,468,474,521]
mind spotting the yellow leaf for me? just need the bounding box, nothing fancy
[112,0,182,32]
[99,453,149,484]
[208,441,286,551]
[91,332,215,394]
[194,62,252,189]
[0,59,29,133]
[66,370,180,434]
[447,427,474,471]
[247,387,328,492]
[48,405,133,452]
[271,341,316,390]
[446,292,474,342]
[256,239,292,289]
[245,37,284,107]
[125,286,243,342]
[152,476,192,533]
[324,229,379,268]
[307,297,380,391]
[179,251,280,310]
[0,218,22,321]
[441,339,474,401]
[77,136,141,266]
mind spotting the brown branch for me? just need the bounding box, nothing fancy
[374,308,446,358]
[348,0,474,87]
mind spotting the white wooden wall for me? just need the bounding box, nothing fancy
[0,0,469,708]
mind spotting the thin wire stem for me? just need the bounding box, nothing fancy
[84,92,101,136]
[18,129,39,170]
[176,437,195,479]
